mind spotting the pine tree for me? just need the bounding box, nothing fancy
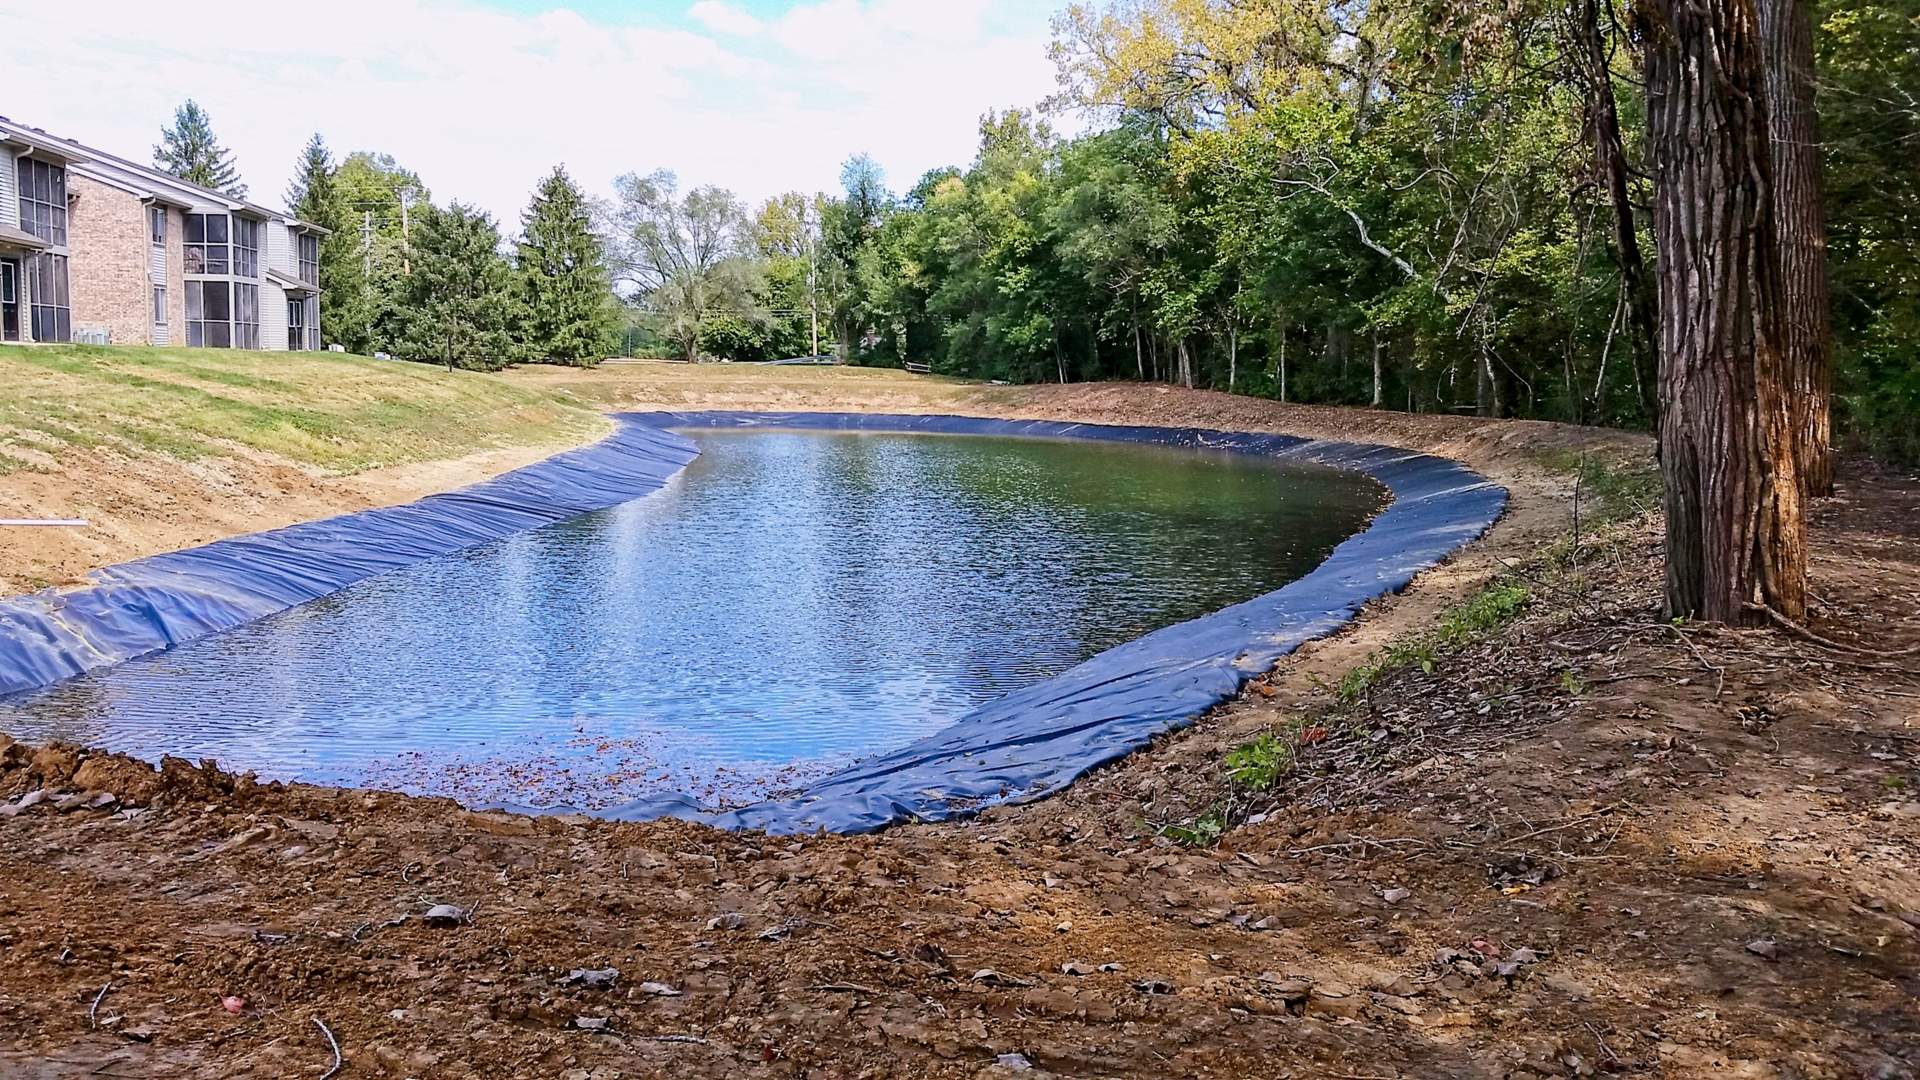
[153,100,246,197]
[514,165,617,366]
[391,202,517,371]
[285,134,336,226]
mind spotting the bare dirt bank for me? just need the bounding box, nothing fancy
[3,370,1916,1079]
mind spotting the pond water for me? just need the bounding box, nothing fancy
[0,431,1384,809]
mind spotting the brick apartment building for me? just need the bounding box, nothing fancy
[0,115,324,350]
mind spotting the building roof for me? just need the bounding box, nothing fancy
[0,222,50,250]
[0,115,324,233]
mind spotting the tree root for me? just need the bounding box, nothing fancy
[1747,603,1920,659]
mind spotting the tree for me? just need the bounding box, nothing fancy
[390,202,517,371]
[605,170,760,362]
[1759,0,1835,495]
[332,152,429,354]
[1641,0,1807,624]
[153,100,246,197]
[515,166,617,366]
[285,134,336,222]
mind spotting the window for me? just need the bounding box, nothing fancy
[149,206,167,245]
[234,218,259,278]
[184,213,229,275]
[233,283,259,349]
[16,158,67,246]
[153,285,167,325]
[27,253,70,342]
[297,232,319,285]
[186,280,231,347]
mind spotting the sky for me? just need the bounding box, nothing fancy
[0,0,1067,223]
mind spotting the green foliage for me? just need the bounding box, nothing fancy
[605,170,761,362]
[153,100,245,197]
[388,203,517,372]
[1159,806,1227,848]
[1223,732,1294,792]
[1817,0,1920,465]
[514,166,618,366]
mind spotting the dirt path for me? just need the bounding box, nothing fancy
[1,374,1915,1078]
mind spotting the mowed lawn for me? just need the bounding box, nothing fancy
[0,346,607,476]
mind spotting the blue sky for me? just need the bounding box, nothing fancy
[0,0,1066,222]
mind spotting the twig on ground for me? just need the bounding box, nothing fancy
[88,983,111,1029]
[313,1017,343,1080]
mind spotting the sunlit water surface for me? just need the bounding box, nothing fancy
[0,431,1384,808]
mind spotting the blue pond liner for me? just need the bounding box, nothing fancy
[0,410,1505,836]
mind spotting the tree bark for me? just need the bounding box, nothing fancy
[1176,337,1194,389]
[1757,0,1834,496]
[1643,0,1807,624]
[1371,326,1384,408]
[1570,0,1660,423]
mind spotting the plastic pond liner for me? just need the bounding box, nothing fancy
[0,411,1506,834]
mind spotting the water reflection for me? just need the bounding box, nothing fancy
[0,432,1384,809]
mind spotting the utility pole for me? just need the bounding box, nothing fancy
[400,192,412,277]
[805,199,820,357]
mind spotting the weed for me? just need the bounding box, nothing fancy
[1160,807,1227,847]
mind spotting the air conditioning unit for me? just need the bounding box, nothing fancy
[73,327,111,345]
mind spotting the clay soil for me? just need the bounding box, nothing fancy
[1,372,1917,1078]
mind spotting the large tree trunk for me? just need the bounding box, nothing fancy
[1757,0,1834,496]
[1643,0,1808,624]
[1570,0,1660,423]
[1176,338,1194,389]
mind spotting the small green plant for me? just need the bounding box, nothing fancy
[1558,669,1587,695]
[1160,807,1227,847]
[1224,732,1295,791]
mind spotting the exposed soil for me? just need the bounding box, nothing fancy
[1,373,1916,1078]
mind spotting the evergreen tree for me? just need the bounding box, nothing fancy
[285,134,336,225]
[281,134,372,353]
[514,165,617,366]
[153,100,246,197]
[390,202,517,371]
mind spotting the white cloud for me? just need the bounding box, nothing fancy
[0,0,1064,226]
[688,1,765,36]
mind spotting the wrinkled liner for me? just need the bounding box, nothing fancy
[604,412,1505,834]
[0,410,1505,837]
[0,421,701,696]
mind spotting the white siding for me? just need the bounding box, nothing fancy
[261,280,288,351]
[148,240,165,281]
[266,221,293,276]
[0,153,16,229]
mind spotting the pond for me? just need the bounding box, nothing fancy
[0,430,1385,810]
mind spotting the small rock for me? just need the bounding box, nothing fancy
[995,1052,1034,1071]
[1061,961,1095,976]
[562,968,619,990]
[1746,938,1780,960]
[971,969,1033,988]
[1383,887,1411,904]
[421,904,467,926]
[1132,978,1174,995]
[573,1016,610,1031]
[636,981,682,997]
[706,913,746,931]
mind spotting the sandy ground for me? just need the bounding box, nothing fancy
[1,365,1916,1078]
[0,435,608,598]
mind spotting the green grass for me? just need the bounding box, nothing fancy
[0,346,607,475]
[1533,448,1661,529]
